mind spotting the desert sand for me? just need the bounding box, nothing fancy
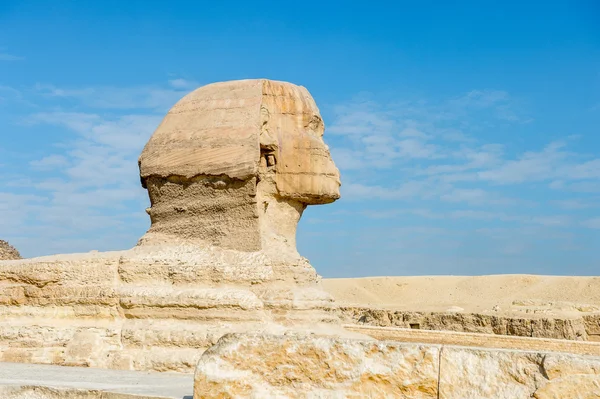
[323,274,600,317]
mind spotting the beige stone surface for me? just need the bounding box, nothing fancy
[193,333,600,399]
[439,347,600,399]
[0,240,21,260]
[439,347,546,398]
[346,325,600,356]
[194,333,440,399]
[533,374,600,399]
[336,307,591,340]
[0,248,350,372]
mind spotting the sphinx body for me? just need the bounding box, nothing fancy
[0,80,352,372]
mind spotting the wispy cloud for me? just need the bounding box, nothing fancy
[582,218,600,229]
[0,81,190,255]
[33,79,199,110]
[0,53,24,61]
[324,89,599,269]
[330,94,599,199]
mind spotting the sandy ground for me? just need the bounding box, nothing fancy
[323,275,600,317]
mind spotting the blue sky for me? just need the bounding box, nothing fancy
[0,1,599,276]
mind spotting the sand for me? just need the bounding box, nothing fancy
[323,275,600,317]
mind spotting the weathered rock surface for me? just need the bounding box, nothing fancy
[346,325,600,357]
[0,79,353,372]
[336,307,592,340]
[194,333,440,398]
[194,333,600,399]
[0,240,21,260]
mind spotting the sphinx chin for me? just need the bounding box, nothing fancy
[0,79,354,372]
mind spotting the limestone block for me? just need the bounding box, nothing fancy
[439,347,547,398]
[543,351,600,378]
[439,346,600,399]
[118,244,275,285]
[533,374,600,399]
[194,333,440,399]
[585,315,600,336]
[194,334,600,398]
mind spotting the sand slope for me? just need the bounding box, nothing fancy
[323,275,600,317]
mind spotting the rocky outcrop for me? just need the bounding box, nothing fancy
[585,314,600,342]
[0,240,21,260]
[336,307,594,341]
[193,333,600,399]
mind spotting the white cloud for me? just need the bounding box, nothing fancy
[440,188,487,203]
[328,100,396,137]
[168,78,199,90]
[0,85,27,105]
[476,142,567,184]
[4,106,159,256]
[327,88,598,261]
[342,181,432,201]
[29,155,69,170]
[582,218,600,229]
[0,53,24,61]
[552,199,597,210]
[450,89,509,108]
[33,82,196,110]
[29,112,162,152]
[396,138,440,159]
[473,142,600,185]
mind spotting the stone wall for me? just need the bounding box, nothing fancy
[335,306,600,341]
[194,333,600,398]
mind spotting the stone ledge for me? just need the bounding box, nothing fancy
[345,324,600,356]
[334,306,597,341]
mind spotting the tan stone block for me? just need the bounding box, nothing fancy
[439,347,547,398]
[533,374,600,399]
[194,334,440,399]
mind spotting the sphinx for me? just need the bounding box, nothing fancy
[0,79,356,372]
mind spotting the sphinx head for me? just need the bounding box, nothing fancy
[138,79,340,256]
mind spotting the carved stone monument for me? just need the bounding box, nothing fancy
[0,79,353,372]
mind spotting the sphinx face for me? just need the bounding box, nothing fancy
[261,80,341,205]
